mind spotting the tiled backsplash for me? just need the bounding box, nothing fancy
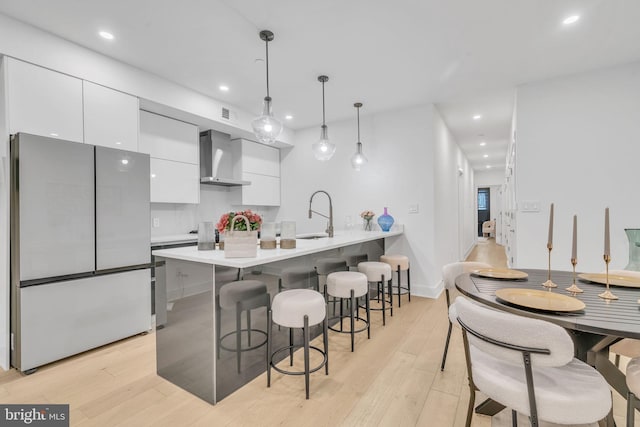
[150,185,279,237]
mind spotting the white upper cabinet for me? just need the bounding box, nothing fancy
[83,81,139,151]
[240,139,280,177]
[231,139,281,206]
[139,110,198,163]
[7,58,84,142]
[140,110,199,204]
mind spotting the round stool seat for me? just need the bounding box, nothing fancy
[358,261,392,282]
[380,254,409,270]
[315,258,347,275]
[216,266,240,284]
[272,289,326,328]
[327,271,368,298]
[219,280,267,309]
[628,357,640,396]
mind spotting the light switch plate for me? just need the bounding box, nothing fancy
[521,200,540,212]
[408,204,419,214]
[152,218,160,228]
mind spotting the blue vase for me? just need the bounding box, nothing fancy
[377,207,394,232]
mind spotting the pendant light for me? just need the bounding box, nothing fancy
[312,75,336,161]
[252,30,283,145]
[350,102,368,171]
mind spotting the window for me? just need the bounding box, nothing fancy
[478,191,488,211]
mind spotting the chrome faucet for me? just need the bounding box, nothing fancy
[308,190,334,237]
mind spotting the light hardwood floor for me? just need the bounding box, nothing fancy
[0,239,635,426]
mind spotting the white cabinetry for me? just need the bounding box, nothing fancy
[83,81,139,151]
[232,139,280,206]
[6,58,84,142]
[140,110,199,204]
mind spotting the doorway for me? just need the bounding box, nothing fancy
[477,187,490,237]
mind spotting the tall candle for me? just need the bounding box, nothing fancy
[547,203,554,248]
[571,215,577,260]
[604,207,610,257]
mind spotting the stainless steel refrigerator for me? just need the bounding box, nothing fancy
[10,133,152,373]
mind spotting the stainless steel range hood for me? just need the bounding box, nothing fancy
[200,130,250,186]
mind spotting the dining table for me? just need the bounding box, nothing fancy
[455,268,640,421]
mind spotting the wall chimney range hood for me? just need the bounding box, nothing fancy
[200,129,250,186]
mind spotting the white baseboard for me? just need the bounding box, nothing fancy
[411,281,444,299]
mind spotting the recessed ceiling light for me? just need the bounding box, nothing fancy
[219,85,229,92]
[563,15,580,25]
[99,30,114,40]
[480,142,486,146]
[483,154,489,158]
[473,114,482,120]
[285,115,293,120]
[121,159,129,165]
[486,165,492,169]
[115,141,122,145]
[151,173,156,178]
[49,133,59,137]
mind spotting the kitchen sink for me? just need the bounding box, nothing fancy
[296,233,329,240]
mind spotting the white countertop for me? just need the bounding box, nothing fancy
[151,234,198,246]
[152,228,403,268]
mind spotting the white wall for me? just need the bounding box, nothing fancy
[280,105,439,296]
[515,61,640,272]
[433,107,475,264]
[475,169,504,186]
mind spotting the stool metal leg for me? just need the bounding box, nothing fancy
[380,278,386,326]
[396,265,402,308]
[267,309,272,387]
[628,392,636,427]
[324,305,329,375]
[366,292,371,339]
[387,277,393,317]
[407,267,411,302]
[247,309,252,346]
[236,300,242,373]
[350,289,356,352]
[289,328,294,366]
[441,289,453,371]
[303,314,310,399]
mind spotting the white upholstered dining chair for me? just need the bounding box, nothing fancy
[440,261,492,371]
[450,296,612,427]
[603,270,640,367]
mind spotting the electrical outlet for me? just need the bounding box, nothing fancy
[153,218,160,228]
[408,204,419,214]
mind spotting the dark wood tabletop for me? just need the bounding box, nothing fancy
[455,268,640,340]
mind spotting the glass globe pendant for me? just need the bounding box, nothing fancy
[252,30,283,145]
[350,102,368,170]
[312,75,336,161]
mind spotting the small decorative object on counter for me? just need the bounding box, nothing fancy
[377,207,394,232]
[197,221,215,250]
[624,228,640,271]
[360,210,375,231]
[280,221,296,249]
[260,222,277,249]
[216,210,262,258]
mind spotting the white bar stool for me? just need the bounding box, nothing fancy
[267,289,328,399]
[627,357,640,427]
[357,261,393,325]
[343,254,368,271]
[325,271,370,352]
[380,254,411,307]
[217,280,270,373]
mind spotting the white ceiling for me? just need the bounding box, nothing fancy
[1,0,640,170]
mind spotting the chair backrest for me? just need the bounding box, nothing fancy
[451,296,574,367]
[442,261,492,291]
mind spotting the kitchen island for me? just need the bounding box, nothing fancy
[152,229,403,404]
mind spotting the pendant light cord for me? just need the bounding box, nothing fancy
[356,105,360,142]
[265,39,270,98]
[321,80,326,126]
